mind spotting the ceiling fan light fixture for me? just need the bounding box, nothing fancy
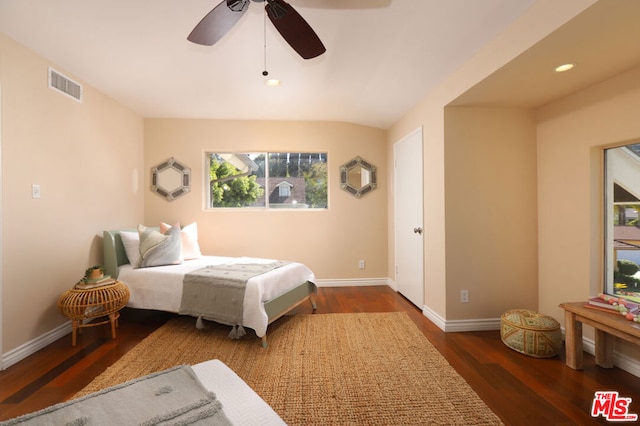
[227,0,249,12]
[266,0,288,20]
[554,63,576,73]
[265,78,281,87]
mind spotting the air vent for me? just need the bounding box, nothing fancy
[48,67,82,102]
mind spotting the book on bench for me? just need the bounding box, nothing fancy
[586,294,640,315]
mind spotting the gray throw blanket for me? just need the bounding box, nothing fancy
[179,261,290,338]
[0,366,232,426]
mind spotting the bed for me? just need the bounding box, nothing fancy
[193,359,285,425]
[0,359,286,425]
[103,226,317,347]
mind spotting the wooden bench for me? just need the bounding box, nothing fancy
[560,302,640,369]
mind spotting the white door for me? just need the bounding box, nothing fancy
[0,82,3,369]
[394,127,424,308]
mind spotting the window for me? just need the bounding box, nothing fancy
[278,182,292,198]
[604,143,640,302]
[206,152,328,209]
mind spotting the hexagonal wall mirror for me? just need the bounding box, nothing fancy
[151,157,191,201]
[340,156,377,198]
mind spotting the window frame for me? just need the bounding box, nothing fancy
[204,151,329,210]
[604,143,640,302]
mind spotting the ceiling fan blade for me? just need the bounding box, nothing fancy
[265,0,326,59]
[187,0,249,46]
[293,0,391,9]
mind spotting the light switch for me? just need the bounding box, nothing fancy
[32,184,41,199]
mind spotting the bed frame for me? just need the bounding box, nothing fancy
[103,229,317,347]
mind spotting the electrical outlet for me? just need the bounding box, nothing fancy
[359,260,365,269]
[460,290,469,303]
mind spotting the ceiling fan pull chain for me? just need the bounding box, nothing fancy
[262,7,269,76]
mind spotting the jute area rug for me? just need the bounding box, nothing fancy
[77,312,502,425]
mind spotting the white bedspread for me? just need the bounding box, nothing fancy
[117,256,315,337]
[193,360,285,425]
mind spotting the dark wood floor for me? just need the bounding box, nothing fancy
[2,286,640,424]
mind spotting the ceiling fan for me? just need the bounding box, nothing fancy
[188,0,326,60]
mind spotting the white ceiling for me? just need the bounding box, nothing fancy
[0,0,538,129]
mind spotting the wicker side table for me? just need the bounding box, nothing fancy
[57,281,130,346]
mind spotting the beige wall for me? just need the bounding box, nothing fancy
[387,0,592,319]
[537,65,640,324]
[0,34,144,354]
[444,107,538,319]
[143,119,388,280]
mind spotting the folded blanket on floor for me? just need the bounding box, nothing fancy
[0,366,232,426]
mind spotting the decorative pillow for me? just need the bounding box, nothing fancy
[160,222,203,260]
[137,224,182,268]
[120,231,141,267]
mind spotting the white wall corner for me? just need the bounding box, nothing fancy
[387,279,398,292]
[422,304,446,331]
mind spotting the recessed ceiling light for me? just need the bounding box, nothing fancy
[555,63,576,73]
[265,79,281,87]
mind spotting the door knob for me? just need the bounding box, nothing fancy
[413,227,423,235]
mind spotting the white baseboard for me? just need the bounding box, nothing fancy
[1,322,71,371]
[422,304,501,332]
[614,349,640,378]
[315,278,392,287]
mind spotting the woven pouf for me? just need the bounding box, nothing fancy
[500,309,562,358]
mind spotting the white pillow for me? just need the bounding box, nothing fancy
[120,231,141,267]
[160,222,203,260]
